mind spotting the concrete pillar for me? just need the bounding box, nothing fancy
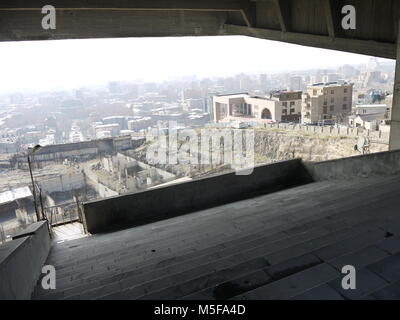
[389,20,400,150]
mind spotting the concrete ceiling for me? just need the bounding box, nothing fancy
[0,0,399,58]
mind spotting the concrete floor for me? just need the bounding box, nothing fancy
[33,175,400,300]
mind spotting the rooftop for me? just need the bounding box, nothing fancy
[355,104,388,108]
[309,81,353,88]
[355,113,385,122]
[0,186,32,206]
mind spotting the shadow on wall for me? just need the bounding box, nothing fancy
[82,159,313,234]
[307,148,400,181]
[82,149,400,234]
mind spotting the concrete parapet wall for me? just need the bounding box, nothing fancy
[83,159,313,234]
[0,221,50,299]
[210,122,390,143]
[308,149,400,181]
[258,123,390,143]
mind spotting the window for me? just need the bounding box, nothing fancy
[220,103,227,116]
[323,106,328,114]
[344,88,348,93]
[282,109,287,114]
[323,100,327,106]
[330,105,334,111]
[330,97,334,103]
[313,90,318,96]
[290,108,295,114]
[290,101,295,106]
[343,96,347,101]
[331,90,335,94]
[342,104,347,110]
[282,102,288,107]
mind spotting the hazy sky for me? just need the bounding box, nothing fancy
[0,36,391,93]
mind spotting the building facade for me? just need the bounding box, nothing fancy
[348,113,383,131]
[302,82,353,124]
[213,91,302,124]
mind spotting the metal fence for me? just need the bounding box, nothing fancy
[43,202,82,228]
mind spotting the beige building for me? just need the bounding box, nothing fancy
[302,82,353,124]
[213,91,302,124]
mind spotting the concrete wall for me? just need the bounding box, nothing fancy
[39,172,86,193]
[257,122,390,142]
[308,149,400,181]
[83,168,119,199]
[207,122,390,143]
[97,183,119,198]
[0,221,50,299]
[83,159,313,233]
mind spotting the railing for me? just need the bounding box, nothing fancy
[43,202,83,231]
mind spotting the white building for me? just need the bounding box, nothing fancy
[213,91,302,124]
[348,113,383,131]
[95,124,120,138]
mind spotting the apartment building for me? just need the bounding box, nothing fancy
[302,82,353,124]
[213,91,302,124]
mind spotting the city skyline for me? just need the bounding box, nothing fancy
[0,35,393,93]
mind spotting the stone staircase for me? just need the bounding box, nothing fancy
[32,174,400,300]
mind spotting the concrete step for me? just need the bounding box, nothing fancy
[137,224,390,300]
[37,198,396,300]
[232,263,340,300]
[181,253,322,300]
[48,177,392,264]
[69,221,386,300]
[46,180,351,264]
[36,186,396,300]
[47,175,399,280]
[32,175,400,300]
[35,216,332,299]
[57,221,348,299]
[55,185,400,288]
